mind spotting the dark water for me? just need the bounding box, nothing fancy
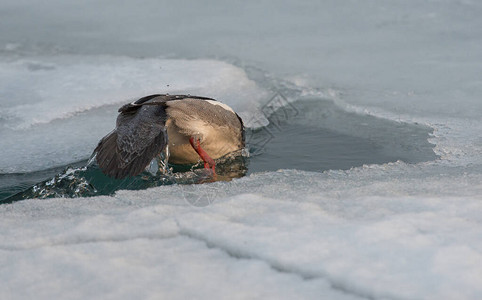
[0,99,437,203]
[246,99,437,173]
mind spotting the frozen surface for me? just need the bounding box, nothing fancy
[2,169,482,300]
[2,0,482,299]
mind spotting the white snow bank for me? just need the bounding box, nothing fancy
[1,167,482,300]
[0,56,266,129]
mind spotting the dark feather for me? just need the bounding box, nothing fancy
[94,97,168,179]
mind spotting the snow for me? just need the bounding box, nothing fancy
[2,0,482,299]
[2,170,482,299]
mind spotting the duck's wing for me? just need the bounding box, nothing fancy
[94,95,168,179]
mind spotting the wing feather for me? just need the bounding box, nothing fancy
[94,97,168,179]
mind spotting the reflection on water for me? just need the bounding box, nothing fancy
[246,98,437,173]
[0,98,438,204]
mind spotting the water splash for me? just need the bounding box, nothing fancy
[4,152,248,203]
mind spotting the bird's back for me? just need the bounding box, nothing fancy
[94,94,244,178]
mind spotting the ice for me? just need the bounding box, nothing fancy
[2,0,482,299]
[0,190,364,300]
[2,170,482,299]
[0,56,267,130]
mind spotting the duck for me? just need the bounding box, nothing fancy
[93,94,245,179]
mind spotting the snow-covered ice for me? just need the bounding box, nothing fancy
[2,169,482,299]
[2,0,482,299]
